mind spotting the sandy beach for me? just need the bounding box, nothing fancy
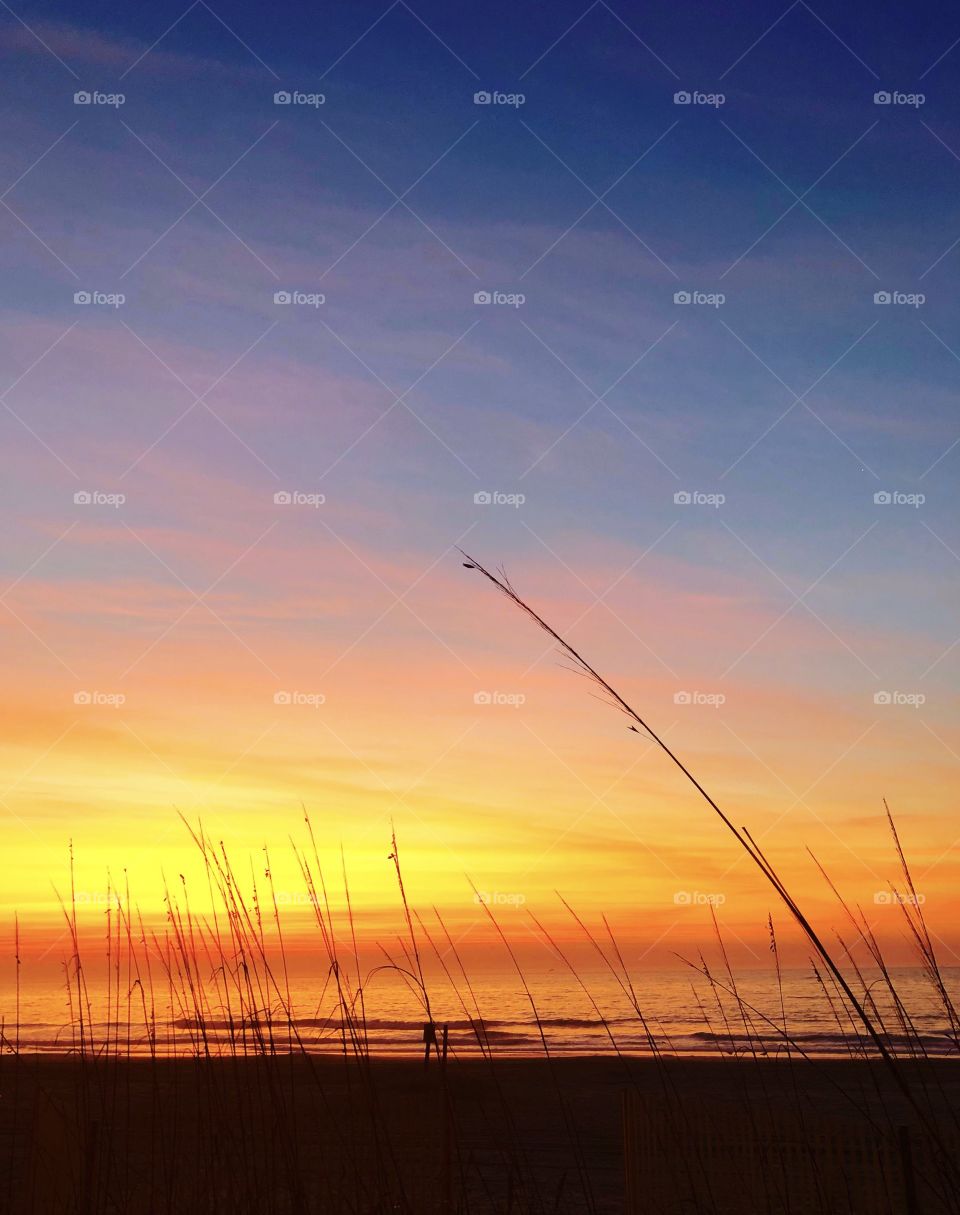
[3,1053,959,1213]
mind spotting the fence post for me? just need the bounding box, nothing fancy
[898,1126,918,1215]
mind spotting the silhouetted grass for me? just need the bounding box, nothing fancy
[3,800,960,1212]
[1,558,959,1211]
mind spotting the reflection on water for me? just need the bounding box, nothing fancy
[3,965,958,1057]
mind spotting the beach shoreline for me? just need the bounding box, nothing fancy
[4,1053,959,1213]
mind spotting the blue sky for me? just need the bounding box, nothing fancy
[1,0,960,949]
[3,1,959,649]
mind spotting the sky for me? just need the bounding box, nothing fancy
[1,0,959,973]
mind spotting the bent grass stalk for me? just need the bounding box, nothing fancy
[460,549,959,1185]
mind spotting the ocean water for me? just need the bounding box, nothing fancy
[3,965,958,1058]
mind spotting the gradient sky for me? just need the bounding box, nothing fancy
[1,0,959,971]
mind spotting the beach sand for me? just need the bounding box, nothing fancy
[2,1053,958,1212]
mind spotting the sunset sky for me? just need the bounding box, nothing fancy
[1,0,959,971]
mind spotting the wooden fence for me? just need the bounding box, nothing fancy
[623,1090,953,1214]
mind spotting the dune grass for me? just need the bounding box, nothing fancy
[2,803,960,1212]
[0,557,958,1211]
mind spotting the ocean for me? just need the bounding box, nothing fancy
[4,964,958,1058]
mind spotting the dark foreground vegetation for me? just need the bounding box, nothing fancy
[3,561,960,1212]
[4,1053,959,1214]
